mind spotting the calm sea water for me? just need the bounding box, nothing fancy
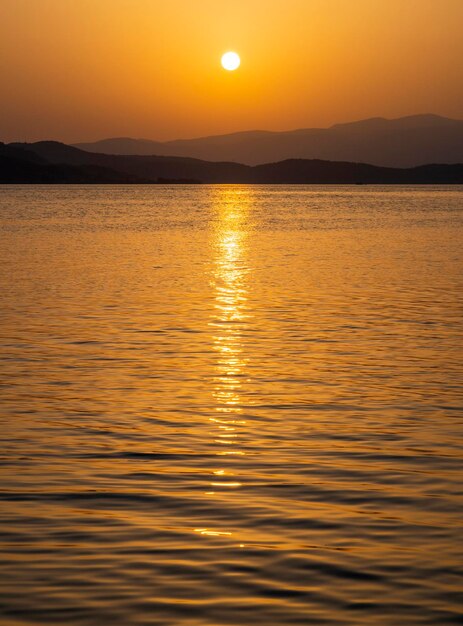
[1,185,462,626]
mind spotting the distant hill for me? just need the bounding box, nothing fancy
[0,143,198,184]
[7,142,249,183]
[74,114,463,167]
[3,141,463,184]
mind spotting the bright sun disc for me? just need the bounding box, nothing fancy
[221,51,240,71]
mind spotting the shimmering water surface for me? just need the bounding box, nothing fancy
[1,185,462,625]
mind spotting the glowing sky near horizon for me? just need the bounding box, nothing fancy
[0,0,462,142]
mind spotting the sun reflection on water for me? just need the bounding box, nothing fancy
[199,188,254,540]
[195,187,252,547]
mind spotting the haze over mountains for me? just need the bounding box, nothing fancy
[2,140,463,185]
[74,114,463,168]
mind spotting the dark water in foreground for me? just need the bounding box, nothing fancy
[0,185,462,625]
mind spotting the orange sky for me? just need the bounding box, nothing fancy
[1,0,462,142]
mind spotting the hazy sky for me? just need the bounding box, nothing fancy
[1,0,462,142]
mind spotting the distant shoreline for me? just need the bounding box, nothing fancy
[2,182,463,187]
[2,141,463,185]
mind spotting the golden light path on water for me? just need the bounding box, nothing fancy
[195,188,252,542]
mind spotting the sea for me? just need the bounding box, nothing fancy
[0,185,462,625]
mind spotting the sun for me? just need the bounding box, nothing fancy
[221,51,240,71]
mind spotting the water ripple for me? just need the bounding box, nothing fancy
[0,185,462,625]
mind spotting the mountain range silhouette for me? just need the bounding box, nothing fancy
[74,114,463,168]
[1,139,462,185]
